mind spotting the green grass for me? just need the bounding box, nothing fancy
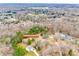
[14,45,27,56]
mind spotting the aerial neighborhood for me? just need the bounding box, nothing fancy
[0,4,79,56]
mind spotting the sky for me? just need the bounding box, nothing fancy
[0,0,79,4]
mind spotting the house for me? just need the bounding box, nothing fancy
[54,32,73,41]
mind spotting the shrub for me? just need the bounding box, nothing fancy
[27,39,32,45]
[16,31,23,38]
[68,49,73,56]
[27,38,35,45]
[11,31,23,49]
[11,36,22,49]
[27,26,48,35]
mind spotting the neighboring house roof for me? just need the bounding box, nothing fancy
[23,34,39,38]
